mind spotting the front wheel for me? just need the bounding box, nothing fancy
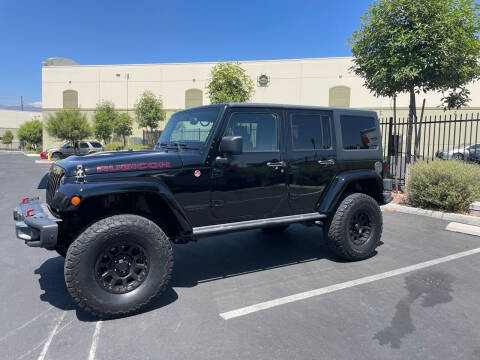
[326,193,382,261]
[64,214,173,318]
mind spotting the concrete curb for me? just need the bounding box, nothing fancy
[25,153,39,157]
[383,203,480,227]
[35,160,53,165]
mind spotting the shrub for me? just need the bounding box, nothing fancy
[103,142,124,151]
[407,160,480,212]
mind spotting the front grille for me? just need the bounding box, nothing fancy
[46,165,65,205]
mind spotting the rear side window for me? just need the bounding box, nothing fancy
[225,112,278,152]
[91,142,103,148]
[340,115,378,150]
[290,113,331,150]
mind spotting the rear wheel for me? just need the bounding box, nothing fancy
[453,153,464,160]
[326,193,382,261]
[64,214,173,318]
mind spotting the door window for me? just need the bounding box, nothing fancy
[79,142,89,149]
[225,113,278,152]
[290,114,332,151]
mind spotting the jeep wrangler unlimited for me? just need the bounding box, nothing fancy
[13,103,392,318]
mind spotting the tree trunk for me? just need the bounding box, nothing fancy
[414,98,426,159]
[123,135,126,146]
[406,88,417,164]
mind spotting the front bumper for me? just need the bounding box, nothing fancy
[13,198,58,248]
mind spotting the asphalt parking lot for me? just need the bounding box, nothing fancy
[1,152,480,360]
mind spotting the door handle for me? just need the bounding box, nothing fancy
[266,161,286,168]
[318,159,335,166]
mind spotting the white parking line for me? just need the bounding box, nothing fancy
[37,311,66,360]
[220,247,480,320]
[88,321,103,360]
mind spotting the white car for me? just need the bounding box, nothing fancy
[436,144,480,160]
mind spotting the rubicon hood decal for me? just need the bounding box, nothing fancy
[96,161,171,173]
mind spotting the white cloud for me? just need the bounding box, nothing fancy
[29,101,42,108]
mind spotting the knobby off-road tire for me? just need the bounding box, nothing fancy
[262,225,289,233]
[64,214,173,318]
[326,193,382,261]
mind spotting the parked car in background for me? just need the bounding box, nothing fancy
[45,140,104,160]
[469,148,480,164]
[436,144,480,160]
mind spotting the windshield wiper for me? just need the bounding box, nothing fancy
[160,142,198,151]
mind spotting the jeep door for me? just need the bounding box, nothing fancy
[211,108,288,219]
[286,110,338,212]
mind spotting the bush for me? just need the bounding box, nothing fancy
[407,160,480,212]
[103,142,152,151]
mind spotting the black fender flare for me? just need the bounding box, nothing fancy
[53,178,193,235]
[317,170,383,214]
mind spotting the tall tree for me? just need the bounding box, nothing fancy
[350,0,480,162]
[2,130,14,148]
[113,112,133,146]
[207,62,255,104]
[94,101,117,144]
[46,109,92,148]
[134,91,165,132]
[17,119,43,149]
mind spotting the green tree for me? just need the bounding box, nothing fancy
[17,119,43,149]
[93,101,117,144]
[207,62,255,104]
[349,0,480,162]
[113,112,133,146]
[2,130,14,148]
[46,109,92,149]
[134,91,165,132]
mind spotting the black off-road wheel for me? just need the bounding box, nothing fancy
[64,214,173,318]
[262,225,289,233]
[326,193,382,261]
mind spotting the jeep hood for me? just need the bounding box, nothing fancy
[57,150,183,176]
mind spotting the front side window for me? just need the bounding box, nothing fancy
[159,107,221,148]
[290,113,331,151]
[79,142,89,149]
[340,115,378,150]
[225,113,278,152]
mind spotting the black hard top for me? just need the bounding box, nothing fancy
[184,103,377,116]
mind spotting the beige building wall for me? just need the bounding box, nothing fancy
[0,109,42,148]
[42,57,480,149]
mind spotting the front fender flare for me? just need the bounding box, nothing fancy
[52,178,193,234]
[317,170,383,214]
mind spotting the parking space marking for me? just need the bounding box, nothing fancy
[446,222,480,237]
[88,321,103,360]
[0,306,53,342]
[37,311,66,360]
[220,247,480,320]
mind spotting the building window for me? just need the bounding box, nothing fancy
[185,89,203,109]
[328,86,350,108]
[63,90,78,109]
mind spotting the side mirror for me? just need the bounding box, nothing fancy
[219,136,243,155]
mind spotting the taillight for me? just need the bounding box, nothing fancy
[40,152,46,159]
[26,208,34,217]
[383,161,389,175]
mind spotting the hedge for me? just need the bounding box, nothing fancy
[407,160,480,213]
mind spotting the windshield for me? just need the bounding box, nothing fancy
[158,107,220,149]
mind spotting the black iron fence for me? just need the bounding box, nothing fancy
[143,130,162,146]
[380,113,480,184]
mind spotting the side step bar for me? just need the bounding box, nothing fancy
[193,213,326,236]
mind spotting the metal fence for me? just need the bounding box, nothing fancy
[143,130,162,146]
[380,113,480,184]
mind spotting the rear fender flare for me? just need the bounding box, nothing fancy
[317,170,383,214]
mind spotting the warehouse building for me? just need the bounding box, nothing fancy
[0,109,42,149]
[41,57,480,149]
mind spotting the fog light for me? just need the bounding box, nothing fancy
[71,196,81,206]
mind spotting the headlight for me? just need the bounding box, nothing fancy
[60,175,65,185]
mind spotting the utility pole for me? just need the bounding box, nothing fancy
[20,96,23,111]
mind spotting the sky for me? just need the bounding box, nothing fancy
[0,0,373,107]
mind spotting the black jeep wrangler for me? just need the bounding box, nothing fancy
[14,103,392,317]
